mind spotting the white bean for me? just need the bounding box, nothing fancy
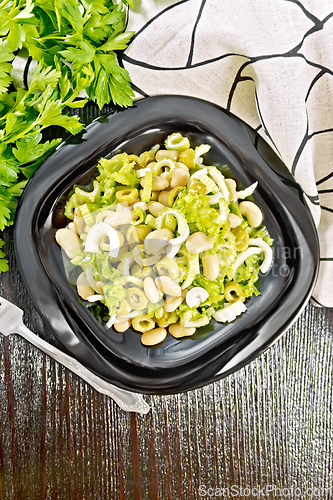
[155,276,181,297]
[144,277,161,304]
[144,228,173,254]
[55,228,82,259]
[74,216,85,232]
[147,201,165,217]
[141,175,169,191]
[202,253,220,281]
[76,273,95,300]
[141,327,167,346]
[170,167,190,189]
[228,213,242,228]
[104,211,133,227]
[186,232,213,254]
[163,294,184,313]
[239,201,263,227]
[113,318,131,333]
[169,323,196,338]
[68,222,78,234]
[155,149,179,161]
[158,191,170,206]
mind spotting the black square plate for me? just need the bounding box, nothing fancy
[14,96,319,394]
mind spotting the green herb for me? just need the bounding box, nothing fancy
[0,238,8,272]
[0,0,135,272]
[0,62,83,232]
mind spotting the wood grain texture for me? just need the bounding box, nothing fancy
[0,102,333,499]
[1,241,333,499]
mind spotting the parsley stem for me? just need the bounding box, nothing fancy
[0,0,10,8]
[6,126,42,143]
[4,113,46,142]
[38,35,67,42]
[0,97,30,124]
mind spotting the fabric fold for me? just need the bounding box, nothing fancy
[123,0,333,307]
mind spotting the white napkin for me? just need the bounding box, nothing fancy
[123,0,333,307]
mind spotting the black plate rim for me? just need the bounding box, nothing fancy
[13,95,320,394]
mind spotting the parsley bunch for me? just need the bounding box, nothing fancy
[0,0,135,272]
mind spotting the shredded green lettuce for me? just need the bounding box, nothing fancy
[192,275,224,309]
[70,250,94,267]
[249,225,274,245]
[65,152,140,218]
[233,253,262,298]
[59,135,274,339]
[95,251,120,281]
[181,251,200,289]
[178,305,211,328]
[103,280,126,316]
[73,251,126,315]
[216,232,237,277]
[173,190,223,237]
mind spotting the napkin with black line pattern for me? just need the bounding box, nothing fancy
[122,0,333,307]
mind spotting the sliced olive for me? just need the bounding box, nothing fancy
[231,226,249,251]
[224,281,245,303]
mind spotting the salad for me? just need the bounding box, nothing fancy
[55,133,273,347]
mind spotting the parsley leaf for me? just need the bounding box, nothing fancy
[0,158,18,187]
[0,40,13,94]
[0,239,9,273]
[99,31,135,52]
[59,41,96,66]
[0,187,13,230]
[13,134,61,177]
[0,0,136,273]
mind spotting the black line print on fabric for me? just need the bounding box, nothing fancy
[304,193,320,205]
[122,2,333,224]
[291,127,333,186]
[291,117,309,177]
[126,0,191,46]
[254,90,281,158]
[254,126,263,150]
[322,206,333,214]
[225,58,282,156]
[291,125,333,179]
[186,0,207,68]
[122,52,246,72]
[124,2,130,30]
[123,0,333,72]
[226,68,253,111]
[283,0,322,24]
[318,189,333,194]
[130,83,149,98]
[123,49,331,77]
[23,56,32,90]
[317,171,333,186]
[291,10,333,51]
[224,53,324,130]
[308,128,333,139]
[321,11,333,23]
[298,53,333,77]
[123,50,320,74]
[123,7,333,74]
[305,69,326,102]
